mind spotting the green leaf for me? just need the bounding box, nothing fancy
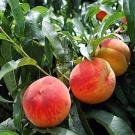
[0,131,18,135]
[1,41,12,60]
[31,6,48,14]
[98,12,124,37]
[4,72,17,98]
[86,110,134,135]
[1,41,17,98]
[13,92,23,132]
[34,127,79,135]
[7,0,25,36]
[106,102,131,126]
[85,5,100,22]
[114,85,129,105]
[20,3,30,14]
[0,33,9,41]
[0,96,13,103]
[123,0,135,47]
[25,11,45,44]
[72,18,85,35]
[77,104,94,135]
[42,20,65,61]
[69,104,87,135]
[44,38,53,67]
[0,57,37,80]
[0,118,16,131]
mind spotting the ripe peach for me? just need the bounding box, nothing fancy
[69,58,116,104]
[22,76,71,128]
[96,10,107,22]
[96,38,131,76]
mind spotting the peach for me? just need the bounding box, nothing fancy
[69,58,116,104]
[96,10,107,22]
[96,38,131,76]
[22,76,71,128]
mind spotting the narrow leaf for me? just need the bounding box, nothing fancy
[13,92,23,132]
[0,96,13,103]
[7,0,25,36]
[98,12,124,37]
[123,0,135,46]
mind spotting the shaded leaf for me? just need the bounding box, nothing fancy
[34,127,78,135]
[7,0,25,36]
[1,41,17,98]
[86,110,134,135]
[13,92,23,132]
[123,0,135,47]
[69,104,87,135]
[114,84,129,106]
[25,11,45,44]
[42,20,64,61]
[0,96,13,103]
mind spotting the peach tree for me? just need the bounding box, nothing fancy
[0,0,135,135]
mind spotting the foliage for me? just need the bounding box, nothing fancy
[0,0,135,135]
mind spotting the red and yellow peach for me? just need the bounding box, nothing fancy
[95,38,131,76]
[22,76,71,128]
[69,58,116,104]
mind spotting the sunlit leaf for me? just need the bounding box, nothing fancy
[0,57,37,80]
[0,118,15,131]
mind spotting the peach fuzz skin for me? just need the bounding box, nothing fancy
[95,38,131,76]
[96,10,107,22]
[69,58,116,104]
[22,76,71,128]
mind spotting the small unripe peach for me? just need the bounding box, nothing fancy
[22,76,71,128]
[96,38,131,76]
[69,58,116,104]
[96,10,107,22]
